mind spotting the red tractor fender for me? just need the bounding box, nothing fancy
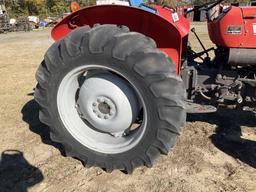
[52,5,190,73]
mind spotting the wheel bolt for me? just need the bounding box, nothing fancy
[92,102,97,107]
[104,115,108,119]
[109,110,115,116]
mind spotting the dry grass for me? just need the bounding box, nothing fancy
[0,24,255,192]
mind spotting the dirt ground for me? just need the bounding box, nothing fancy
[0,23,255,192]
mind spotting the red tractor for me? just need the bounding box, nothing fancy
[35,0,256,173]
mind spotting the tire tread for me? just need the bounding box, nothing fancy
[34,24,186,174]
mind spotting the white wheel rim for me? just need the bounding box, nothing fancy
[57,65,148,154]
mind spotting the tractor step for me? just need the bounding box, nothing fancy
[185,101,217,113]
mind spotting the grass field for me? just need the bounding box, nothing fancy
[0,23,255,192]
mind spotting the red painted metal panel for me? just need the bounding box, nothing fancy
[51,5,190,73]
[241,7,256,48]
[208,6,256,48]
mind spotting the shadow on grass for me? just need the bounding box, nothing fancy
[21,99,65,156]
[0,150,44,192]
[187,109,256,168]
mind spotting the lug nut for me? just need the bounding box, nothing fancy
[109,109,115,116]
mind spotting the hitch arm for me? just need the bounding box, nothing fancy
[188,47,215,60]
[191,27,210,58]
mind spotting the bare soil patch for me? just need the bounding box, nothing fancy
[0,24,255,192]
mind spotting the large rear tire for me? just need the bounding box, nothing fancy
[35,24,186,173]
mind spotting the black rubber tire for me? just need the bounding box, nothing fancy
[35,24,186,173]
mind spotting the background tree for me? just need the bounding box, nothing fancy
[5,0,69,18]
[4,0,253,18]
[192,0,250,6]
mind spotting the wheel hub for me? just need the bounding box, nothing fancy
[92,96,116,120]
[98,102,110,114]
[77,72,139,135]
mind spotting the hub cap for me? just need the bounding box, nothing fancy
[77,73,139,135]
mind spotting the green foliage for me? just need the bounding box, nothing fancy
[4,0,253,18]
[5,0,81,18]
[46,0,69,16]
[77,0,96,7]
